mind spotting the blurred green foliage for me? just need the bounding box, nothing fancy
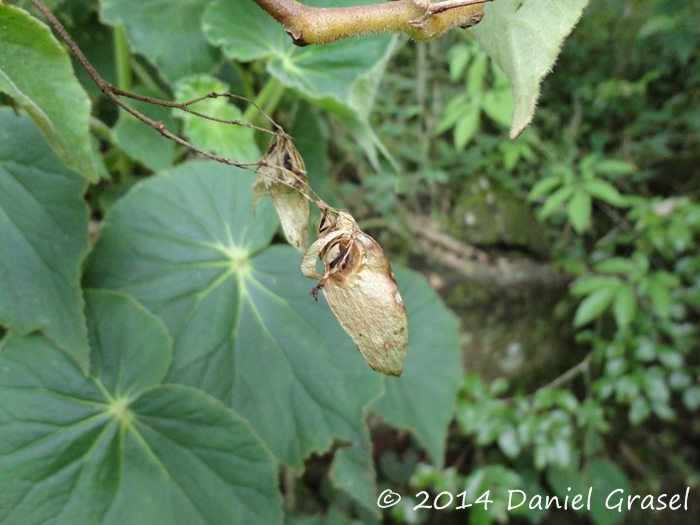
[352,1,699,524]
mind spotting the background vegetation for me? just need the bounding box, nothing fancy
[0,0,698,524]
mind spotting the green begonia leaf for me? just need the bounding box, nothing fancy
[84,161,462,512]
[473,0,589,138]
[0,108,90,372]
[0,3,98,181]
[174,75,260,163]
[84,163,382,495]
[328,425,377,516]
[371,267,461,466]
[99,0,219,84]
[0,290,283,525]
[203,0,397,169]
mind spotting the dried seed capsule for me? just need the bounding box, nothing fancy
[301,207,408,376]
[253,137,309,252]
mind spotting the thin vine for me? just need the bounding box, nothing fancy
[28,0,289,170]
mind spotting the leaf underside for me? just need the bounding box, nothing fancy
[473,0,589,138]
[0,290,283,525]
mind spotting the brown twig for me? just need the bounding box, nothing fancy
[28,0,285,176]
[538,353,592,392]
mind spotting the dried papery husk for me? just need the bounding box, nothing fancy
[301,207,408,376]
[253,136,309,252]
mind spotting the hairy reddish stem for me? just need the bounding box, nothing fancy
[251,0,489,45]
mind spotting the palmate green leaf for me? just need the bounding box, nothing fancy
[472,0,589,138]
[0,290,283,525]
[84,161,383,510]
[174,75,260,163]
[84,161,463,512]
[99,0,219,84]
[0,108,90,372]
[0,3,98,181]
[203,0,397,169]
[371,267,461,466]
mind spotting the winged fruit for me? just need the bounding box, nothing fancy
[301,205,408,376]
[253,136,309,252]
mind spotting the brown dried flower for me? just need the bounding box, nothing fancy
[301,205,408,376]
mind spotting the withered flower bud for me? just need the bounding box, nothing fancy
[253,137,309,252]
[301,207,408,376]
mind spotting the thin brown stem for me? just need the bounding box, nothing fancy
[538,354,592,392]
[258,160,322,204]
[110,87,284,136]
[28,0,285,175]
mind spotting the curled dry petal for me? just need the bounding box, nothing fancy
[301,207,408,376]
[253,137,309,252]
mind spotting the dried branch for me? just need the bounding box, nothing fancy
[28,0,286,177]
[251,0,489,46]
[405,212,573,287]
[538,353,591,392]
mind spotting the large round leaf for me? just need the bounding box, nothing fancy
[84,161,464,511]
[0,4,98,182]
[0,290,282,525]
[84,162,382,475]
[0,107,90,371]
